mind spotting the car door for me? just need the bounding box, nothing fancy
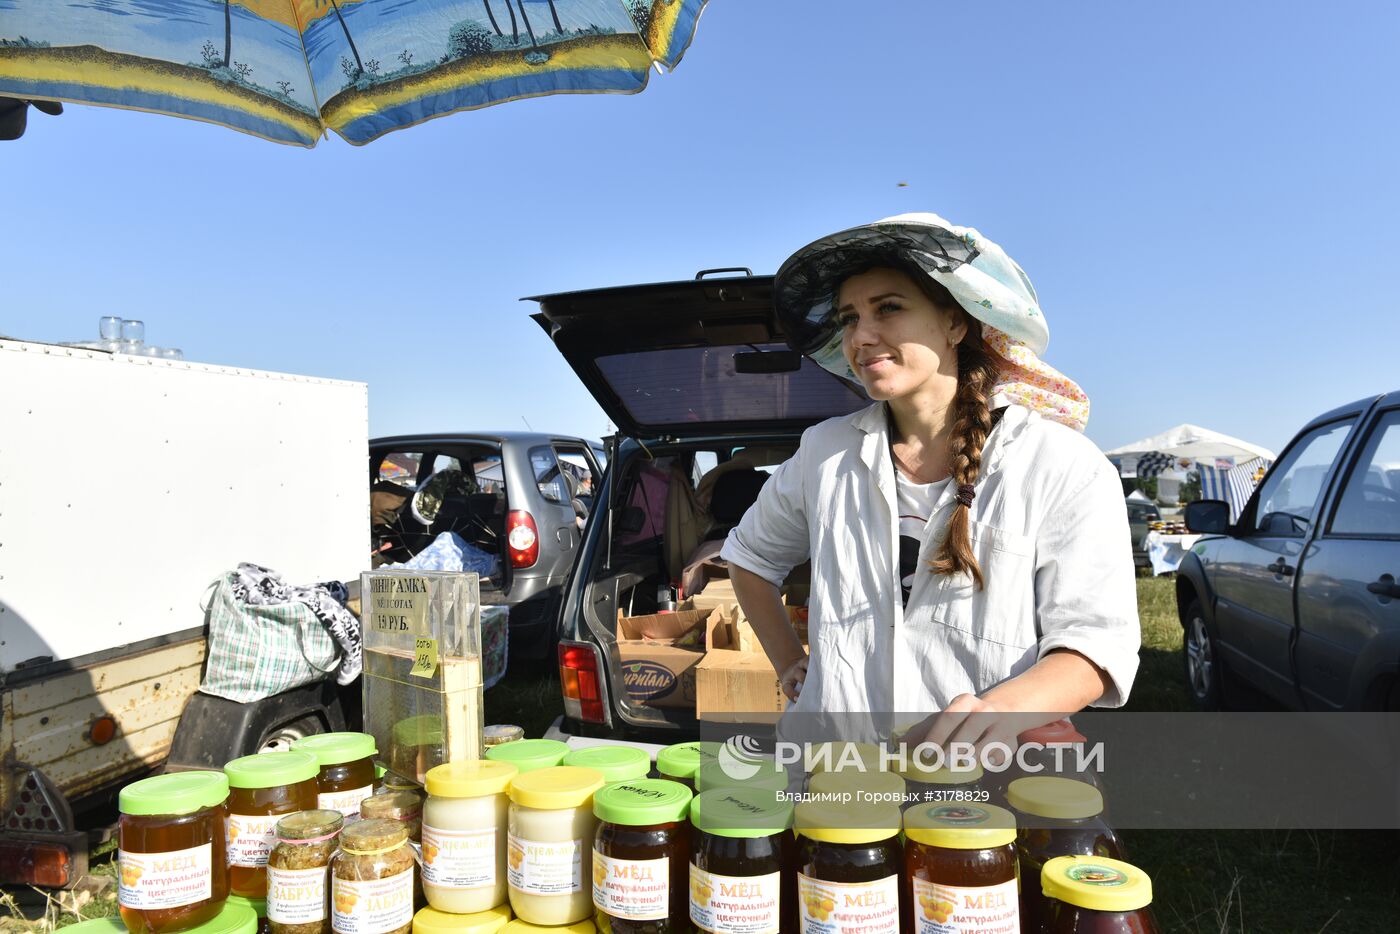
[1295,401,1400,709]
[1211,418,1357,705]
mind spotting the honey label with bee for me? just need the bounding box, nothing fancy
[117,844,213,909]
[911,878,1018,933]
[420,824,497,889]
[226,813,280,868]
[591,851,669,922]
[330,867,414,934]
[688,864,781,934]
[797,873,899,933]
[506,835,584,897]
[267,865,330,925]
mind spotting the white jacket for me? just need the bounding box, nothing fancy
[720,403,1140,714]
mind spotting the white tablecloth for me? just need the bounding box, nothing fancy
[1145,531,1203,576]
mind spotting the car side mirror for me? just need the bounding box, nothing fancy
[1185,499,1231,534]
[616,505,646,535]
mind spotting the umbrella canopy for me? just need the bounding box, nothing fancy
[1104,423,1276,464]
[0,0,708,146]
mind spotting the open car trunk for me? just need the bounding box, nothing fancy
[530,274,864,735]
[370,439,511,594]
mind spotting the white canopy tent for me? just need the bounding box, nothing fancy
[1105,424,1276,463]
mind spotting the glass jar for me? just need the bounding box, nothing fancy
[118,771,231,934]
[695,757,793,796]
[486,739,569,776]
[330,820,416,934]
[294,733,379,823]
[793,799,902,933]
[507,766,605,926]
[1007,777,1124,933]
[225,752,321,898]
[1009,721,1099,790]
[562,746,650,786]
[375,771,424,797]
[590,779,692,932]
[1041,856,1160,933]
[897,756,989,812]
[362,791,425,844]
[500,920,595,933]
[411,904,512,934]
[484,725,525,749]
[421,760,518,914]
[654,742,719,791]
[688,787,795,934]
[904,802,1019,931]
[267,810,343,934]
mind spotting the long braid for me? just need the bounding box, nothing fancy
[929,320,999,589]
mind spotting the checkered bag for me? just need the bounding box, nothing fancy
[200,571,340,703]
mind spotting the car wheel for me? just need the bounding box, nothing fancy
[1182,599,1225,710]
[258,714,325,753]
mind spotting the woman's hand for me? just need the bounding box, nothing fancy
[779,656,809,702]
[898,694,1031,771]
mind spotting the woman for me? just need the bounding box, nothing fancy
[720,213,1140,751]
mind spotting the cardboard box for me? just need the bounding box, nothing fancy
[615,608,715,709]
[695,606,808,717]
[689,577,738,614]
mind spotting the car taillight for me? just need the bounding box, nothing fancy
[0,838,74,888]
[507,510,539,569]
[559,641,606,724]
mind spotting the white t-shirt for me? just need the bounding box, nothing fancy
[896,472,949,607]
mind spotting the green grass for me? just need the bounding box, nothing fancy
[11,579,1398,931]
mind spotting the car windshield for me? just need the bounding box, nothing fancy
[593,343,866,430]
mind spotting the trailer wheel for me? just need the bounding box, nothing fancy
[259,714,326,752]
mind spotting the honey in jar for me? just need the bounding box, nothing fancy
[224,752,320,898]
[1041,856,1160,933]
[793,799,902,933]
[118,771,232,934]
[904,802,1019,932]
[591,779,693,932]
[688,787,795,934]
[294,733,379,823]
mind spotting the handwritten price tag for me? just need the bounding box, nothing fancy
[410,637,438,679]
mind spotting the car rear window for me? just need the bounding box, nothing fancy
[593,343,866,430]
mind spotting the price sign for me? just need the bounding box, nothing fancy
[410,637,438,679]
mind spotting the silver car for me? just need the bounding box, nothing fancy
[1176,391,1400,710]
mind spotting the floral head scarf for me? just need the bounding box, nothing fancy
[774,212,1089,432]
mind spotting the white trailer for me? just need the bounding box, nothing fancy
[0,339,367,887]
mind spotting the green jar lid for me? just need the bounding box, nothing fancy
[119,771,229,816]
[690,787,793,839]
[67,904,260,934]
[655,742,719,780]
[226,894,267,918]
[484,738,568,774]
[224,751,319,790]
[561,746,651,784]
[593,778,692,826]
[695,757,791,794]
[292,732,377,767]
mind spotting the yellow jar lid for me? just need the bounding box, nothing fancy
[413,904,511,934]
[1007,777,1103,820]
[793,799,901,845]
[426,761,518,798]
[1041,856,1153,912]
[807,769,906,800]
[501,919,595,932]
[507,766,604,811]
[904,803,1017,849]
[896,753,984,785]
[805,741,887,774]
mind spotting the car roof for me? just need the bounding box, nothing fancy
[371,431,600,446]
[1299,393,1396,432]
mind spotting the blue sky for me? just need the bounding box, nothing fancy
[3,0,1397,456]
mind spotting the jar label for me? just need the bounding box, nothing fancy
[507,834,583,897]
[912,877,1019,933]
[421,824,496,890]
[319,785,374,823]
[797,873,899,933]
[226,813,280,868]
[331,866,414,934]
[117,843,213,910]
[592,850,669,922]
[689,864,781,934]
[267,865,329,925]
